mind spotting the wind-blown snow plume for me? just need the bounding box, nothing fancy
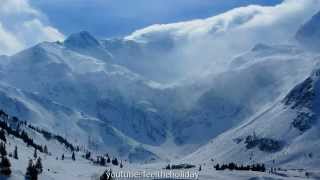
[0,0,64,55]
[126,0,320,79]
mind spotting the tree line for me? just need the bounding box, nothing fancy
[214,162,266,172]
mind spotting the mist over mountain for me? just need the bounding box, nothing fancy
[296,11,320,51]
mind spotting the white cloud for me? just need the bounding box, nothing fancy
[127,0,319,42]
[125,0,320,79]
[0,0,64,55]
[0,23,24,54]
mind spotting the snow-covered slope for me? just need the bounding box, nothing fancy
[101,38,180,82]
[172,43,316,147]
[0,82,159,162]
[178,9,320,168]
[0,109,131,180]
[0,40,169,161]
[183,57,320,169]
[64,31,113,62]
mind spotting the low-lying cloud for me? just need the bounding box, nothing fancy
[127,0,319,43]
[0,0,64,55]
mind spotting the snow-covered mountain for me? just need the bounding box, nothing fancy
[1,9,319,164]
[0,38,169,161]
[176,10,320,169]
[0,81,160,162]
[64,31,113,62]
[172,43,316,147]
[101,38,180,82]
[183,58,320,169]
[0,2,320,179]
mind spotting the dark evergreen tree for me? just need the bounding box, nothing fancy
[120,161,123,168]
[261,164,266,172]
[214,164,220,170]
[13,146,18,159]
[61,154,64,160]
[0,142,7,157]
[0,156,11,176]
[43,145,48,154]
[106,156,111,163]
[26,160,38,180]
[35,157,43,174]
[100,157,106,166]
[111,158,118,166]
[33,148,37,159]
[228,163,236,170]
[0,129,6,143]
[85,151,91,159]
[198,165,202,171]
[72,152,76,161]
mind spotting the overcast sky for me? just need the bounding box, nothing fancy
[29,0,282,38]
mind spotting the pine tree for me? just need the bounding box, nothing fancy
[26,159,38,180]
[199,165,202,171]
[120,161,123,168]
[100,156,106,166]
[214,164,220,170]
[72,152,75,161]
[0,142,7,157]
[111,158,118,166]
[13,146,18,159]
[43,145,48,154]
[85,151,91,159]
[0,156,11,176]
[33,148,37,159]
[35,157,43,174]
[106,156,111,163]
[61,154,64,160]
[261,164,266,172]
[0,129,6,143]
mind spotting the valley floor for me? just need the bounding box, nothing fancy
[121,163,320,180]
[0,149,319,180]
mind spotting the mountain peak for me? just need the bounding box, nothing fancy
[64,31,101,49]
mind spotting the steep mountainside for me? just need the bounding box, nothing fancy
[183,58,320,169]
[172,44,316,147]
[0,82,158,162]
[0,39,170,161]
